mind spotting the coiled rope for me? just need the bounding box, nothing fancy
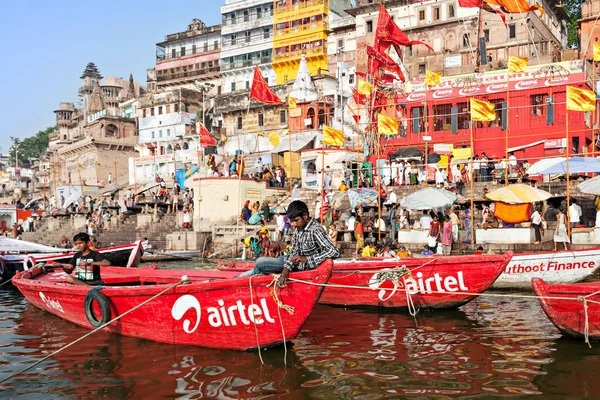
[0,276,190,385]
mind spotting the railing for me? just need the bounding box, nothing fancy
[275,0,326,14]
[156,66,220,82]
[274,21,328,37]
[222,32,271,47]
[222,10,273,26]
[273,46,326,62]
[221,57,272,71]
[157,44,220,61]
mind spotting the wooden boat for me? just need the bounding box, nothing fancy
[12,260,332,350]
[221,248,600,290]
[532,278,600,341]
[141,250,200,262]
[218,253,512,310]
[494,248,600,289]
[1,241,143,282]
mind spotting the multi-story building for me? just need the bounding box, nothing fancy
[580,0,600,61]
[349,0,568,78]
[129,89,206,185]
[272,0,353,85]
[220,0,276,93]
[48,63,145,189]
[155,19,222,95]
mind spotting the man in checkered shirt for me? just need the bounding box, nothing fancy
[237,200,339,286]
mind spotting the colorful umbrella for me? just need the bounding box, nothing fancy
[485,184,552,204]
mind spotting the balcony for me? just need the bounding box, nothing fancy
[273,45,326,62]
[157,44,219,61]
[274,21,328,38]
[156,66,220,82]
[221,57,272,71]
[274,0,325,15]
[222,10,273,26]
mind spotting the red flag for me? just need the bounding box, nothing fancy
[198,123,216,147]
[351,87,367,106]
[458,0,507,25]
[367,45,405,82]
[249,65,283,105]
[375,4,433,53]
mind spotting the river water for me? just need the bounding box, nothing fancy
[1,263,599,399]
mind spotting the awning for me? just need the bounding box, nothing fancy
[271,133,316,153]
[335,152,362,163]
[391,147,423,160]
[507,140,545,153]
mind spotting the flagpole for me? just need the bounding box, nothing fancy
[234,99,252,257]
[289,129,292,196]
[566,109,571,238]
[475,1,484,71]
[425,83,429,188]
[505,69,510,186]
[470,121,475,243]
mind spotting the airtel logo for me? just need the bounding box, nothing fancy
[486,83,507,93]
[432,89,454,99]
[514,79,538,90]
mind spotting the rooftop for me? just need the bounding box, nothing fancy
[157,19,221,46]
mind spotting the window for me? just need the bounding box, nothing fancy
[448,4,455,18]
[263,27,270,39]
[245,31,251,43]
[167,128,171,136]
[457,102,469,130]
[307,108,315,129]
[143,109,147,118]
[433,104,452,131]
[180,47,186,56]
[463,33,470,48]
[246,81,250,90]
[244,10,249,22]
[433,7,440,21]
[257,7,262,19]
[166,104,171,113]
[231,82,236,91]
[150,107,155,116]
[151,131,155,138]
[509,24,516,39]
[280,110,287,123]
[159,130,163,138]
[174,103,179,112]
[483,29,490,42]
[171,48,176,58]
[218,85,222,95]
[531,94,545,116]
[418,64,426,75]
[406,45,413,57]
[338,39,344,50]
[258,112,264,127]
[490,99,504,128]
[192,45,196,54]
[158,106,163,115]
[419,10,425,21]
[349,73,355,84]
[412,106,426,133]
[318,109,326,127]
[366,20,373,33]
[237,116,243,130]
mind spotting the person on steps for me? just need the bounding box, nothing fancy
[236,200,340,287]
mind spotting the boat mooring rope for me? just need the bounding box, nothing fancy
[0,276,190,385]
[248,275,264,365]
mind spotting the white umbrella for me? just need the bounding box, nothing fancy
[0,237,61,253]
[527,157,600,175]
[62,192,82,209]
[578,175,600,195]
[98,182,125,196]
[136,181,160,195]
[24,197,43,209]
[400,188,457,210]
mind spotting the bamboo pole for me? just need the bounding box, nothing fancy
[470,121,475,244]
[425,84,429,188]
[289,129,293,196]
[505,70,510,186]
[566,109,571,238]
[234,101,252,256]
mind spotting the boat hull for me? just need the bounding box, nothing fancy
[493,248,600,289]
[12,262,332,350]
[220,253,511,310]
[532,278,600,340]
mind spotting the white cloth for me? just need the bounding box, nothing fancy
[420,215,432,229]
[374,218,386,231]
[386,191,397,204]
[276,214,285,231]
[346,216,355,231]
[554,214,570,243]
[569,204,581,223]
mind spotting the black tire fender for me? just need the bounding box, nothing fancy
[84,288,111,328]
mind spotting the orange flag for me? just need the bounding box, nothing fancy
[470,98,496,122]
[566,86,596,112]
[377,114,399,136]
[323,125,344,147]
[250,65,283,105]
[484,0,543,16]
[508,56,528,73]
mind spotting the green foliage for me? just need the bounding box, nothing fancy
[563,0,582,48]
[9,126,56,166]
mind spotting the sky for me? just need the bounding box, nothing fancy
[0,0,223,155]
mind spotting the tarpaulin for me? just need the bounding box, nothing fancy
[494,202,531,224]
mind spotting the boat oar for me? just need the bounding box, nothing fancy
[0,275,190,385]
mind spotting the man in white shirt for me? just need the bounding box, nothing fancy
[346,213,356,231]
[385,189,397,205]
[569,198,582,228]
[374,217,386,232]
[435,168,444,187]
[420,211,433,230]
[276,211,286,241]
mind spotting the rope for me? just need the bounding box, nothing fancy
[248,275,264,365]
[268,276,295,315]
[0,276,190,385]
[578,296,592,348]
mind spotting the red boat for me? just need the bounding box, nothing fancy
[219,253,512,310]
[12,260,332,350]
[532,278,600,341]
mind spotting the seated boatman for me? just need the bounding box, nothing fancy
[53,232,110,286]
[237,200,340,286]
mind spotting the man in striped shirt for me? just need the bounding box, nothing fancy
[237,200,340,286]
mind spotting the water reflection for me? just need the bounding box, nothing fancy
[3,286,600,398]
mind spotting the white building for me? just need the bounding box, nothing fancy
[220,0,276,93]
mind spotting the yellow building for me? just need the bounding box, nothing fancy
[272,0,330,84]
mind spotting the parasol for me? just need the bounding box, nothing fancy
[526,157,600,175]
[400,188,457,210]
[62,192,82,209]
[485,184,552,204]
[330,189,378,210]
[577,175,600,195]
[135,181,160,195]
[98,182,125,196]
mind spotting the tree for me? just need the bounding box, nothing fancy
[9,126,56,167]
[563,0,582,49]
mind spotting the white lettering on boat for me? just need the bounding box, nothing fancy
[171,296,275,332]
[39,292,64,314]
[369,271,468,301]
[172,295,202,333]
